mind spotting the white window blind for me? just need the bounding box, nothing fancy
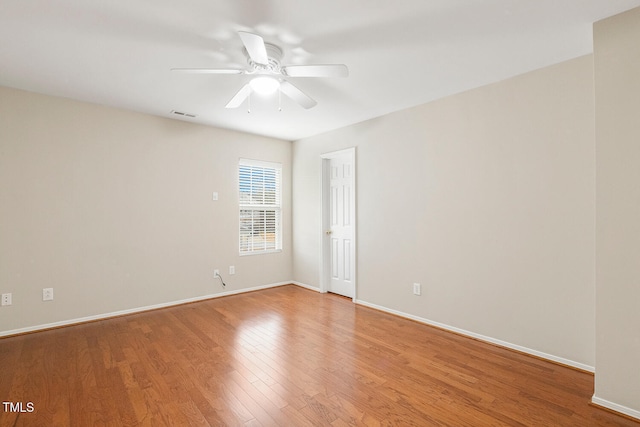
[239,159,282,254]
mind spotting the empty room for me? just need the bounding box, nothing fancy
[1,1,640,425]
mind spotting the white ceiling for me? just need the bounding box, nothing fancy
[2,1,640,141]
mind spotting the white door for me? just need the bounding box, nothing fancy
[322,149,356,299]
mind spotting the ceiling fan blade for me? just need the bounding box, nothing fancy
[238,31,268,66]
[282,64,349,78]
[279,81,317,109]
[171,68,245,74]
[225,84,252,108]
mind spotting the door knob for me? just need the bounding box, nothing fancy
[325,230,332,235]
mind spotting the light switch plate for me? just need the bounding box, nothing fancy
[413,283,421,296]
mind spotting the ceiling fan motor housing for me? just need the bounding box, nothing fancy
[245,43,283,74]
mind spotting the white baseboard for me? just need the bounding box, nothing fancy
[290,281,322,292]
[2,282,594,374]
[355,299,595,373]
[0,281,291,338]
[592,396,640,421]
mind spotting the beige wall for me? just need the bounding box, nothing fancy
[2,18,638,415]
[0,86,292,333]
[293,55,596,368]
[594,7,640,415]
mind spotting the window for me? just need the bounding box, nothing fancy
[239,159,282,255]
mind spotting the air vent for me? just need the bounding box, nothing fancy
[170,110,197,118]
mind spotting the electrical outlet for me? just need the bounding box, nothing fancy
[214,269,220,278]
[43,288,54,301]
[1,293,12,306]
[413,283,421,296]
[229,266,235,275]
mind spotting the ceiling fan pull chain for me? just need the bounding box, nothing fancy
[278,88,282,112]
[248,91,251,113]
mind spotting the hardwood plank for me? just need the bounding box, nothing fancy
[1,284,639,426]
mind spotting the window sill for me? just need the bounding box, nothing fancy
[239,249,283,257]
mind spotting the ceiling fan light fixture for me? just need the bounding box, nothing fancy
[250,76,280,95]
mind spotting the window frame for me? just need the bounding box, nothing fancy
[238,159,282,256]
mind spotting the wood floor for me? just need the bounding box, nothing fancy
[1,285,638,426]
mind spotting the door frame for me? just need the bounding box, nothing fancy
[320,147,357,301]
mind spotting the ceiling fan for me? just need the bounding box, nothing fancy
[172,31,349,110]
